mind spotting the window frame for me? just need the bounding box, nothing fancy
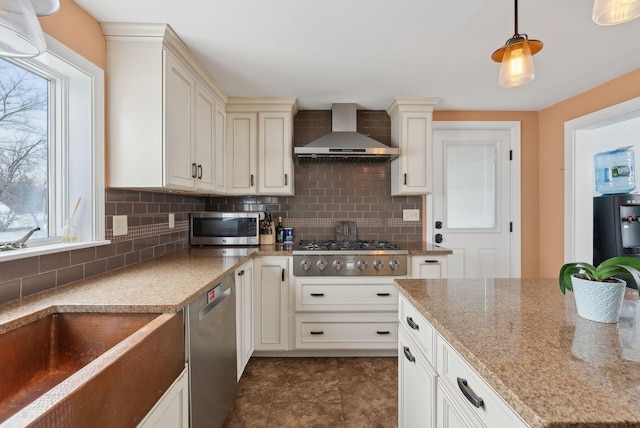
[0,35,107,262]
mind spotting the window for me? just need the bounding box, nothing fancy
[0,35,105,260]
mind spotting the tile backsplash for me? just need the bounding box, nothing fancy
[0,109,423,306]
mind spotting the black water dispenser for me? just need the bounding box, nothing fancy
[593,194,640,288]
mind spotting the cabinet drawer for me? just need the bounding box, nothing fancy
[295,279,398,312]
[398,295,435,365]
[295,314,398,349]
[437,335,528,428]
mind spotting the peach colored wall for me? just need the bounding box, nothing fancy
[433,111,540,278]
[38,0,106,69]
[538,69,640,277]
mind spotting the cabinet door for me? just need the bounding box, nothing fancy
[137,367,189,428]
[214,98,227,193]
[399,329,436,428]
[412,256,448,279]
[194,83,216,191]
[397,111,432,195]
[253,257,288,350]
[164,53,195,190]
[235,260,254,380]
[258,112,293,195]
[226,113,257,194]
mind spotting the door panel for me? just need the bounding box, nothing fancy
[433,128,512,278]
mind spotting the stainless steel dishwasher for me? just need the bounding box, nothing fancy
[187,273,237,427]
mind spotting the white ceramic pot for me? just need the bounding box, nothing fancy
[571,275,626,323]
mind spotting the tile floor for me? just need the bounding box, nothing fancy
[224,357,398,428]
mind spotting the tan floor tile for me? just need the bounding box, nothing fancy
[337,357,398,383]
[224,398,271,428]
[267,402,345,428]
[341,381,397,428]
[273,378,341,403]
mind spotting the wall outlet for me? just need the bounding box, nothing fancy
[168,213,175,229]
[403,209,420,222]
[113,215,128,236]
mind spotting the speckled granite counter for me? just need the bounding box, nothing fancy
[395,278,640,428]
[0,246,290,334]
[401,241,452,256]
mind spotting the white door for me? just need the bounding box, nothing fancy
[432,122,521,278]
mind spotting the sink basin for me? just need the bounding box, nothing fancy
[0,311,184,427]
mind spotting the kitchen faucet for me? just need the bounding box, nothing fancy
[0,227,41,251]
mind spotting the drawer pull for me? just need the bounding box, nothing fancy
[376,292,391,297]
[310,331,324,335]
[377,331,391,335]
[310,293,325,297]
[457,377,484,408]
[406,316,419,330]
[403,346,415,363]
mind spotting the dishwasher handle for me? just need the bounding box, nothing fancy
[199,285,231,320]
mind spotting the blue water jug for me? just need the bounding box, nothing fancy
[594,146,636,194]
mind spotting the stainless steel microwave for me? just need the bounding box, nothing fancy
[189,212,261,246]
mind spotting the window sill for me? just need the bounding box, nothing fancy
[0,241,111,262]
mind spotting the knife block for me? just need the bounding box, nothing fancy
[260,225,275,245]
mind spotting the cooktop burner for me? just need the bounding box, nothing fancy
[296,240,401,251]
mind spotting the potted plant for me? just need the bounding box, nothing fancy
[559,256,640,323]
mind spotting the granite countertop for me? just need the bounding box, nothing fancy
[402,241,452,256]
[394,278,640,428]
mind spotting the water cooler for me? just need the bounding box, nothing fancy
[593,194,640,288]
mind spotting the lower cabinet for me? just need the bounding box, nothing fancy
[253,256,289,351]
[398,329,437,427]
[411,255,448,279]
[398,295,529,428]
[138,367,189,428]
[235,259,254,379]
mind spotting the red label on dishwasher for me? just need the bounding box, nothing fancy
[207,289,215,303]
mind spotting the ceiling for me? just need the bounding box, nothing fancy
[74,0,640,111]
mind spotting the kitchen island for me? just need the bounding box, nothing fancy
[395,278,640,427]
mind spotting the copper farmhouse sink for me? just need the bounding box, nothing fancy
[0,311,184,427]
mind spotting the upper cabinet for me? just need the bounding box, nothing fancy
[226,99,298,196]
[103,23,228,194]
[387,98,439,195]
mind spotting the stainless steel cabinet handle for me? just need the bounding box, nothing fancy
[377,292,391,297]
[310,331,324,335]
[406,316,419,330]
[197,164,203,179]
[310,293,325,297]
[284,174,288,185]
[423,260,439,264]
[250,174,254,187]
[191,163,197,179]
[281,268,285,282]
[457,377,484,408]
[404,173,407,185]
[376,331,391,335]
[403,346,415,363]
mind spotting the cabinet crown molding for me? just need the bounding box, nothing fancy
[226,97,299,115]
[386,97,440,116]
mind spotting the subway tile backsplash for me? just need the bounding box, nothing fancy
[0,110,423,306]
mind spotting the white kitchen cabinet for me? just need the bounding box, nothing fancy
[398,329,437,428]
[137,367,189,428]
[387,98,439,195]
[235,259,254,380]
[253,257,289,351]
[398,294,529,428]
[226,99,298,196]
[103,23,228,193]
[294,276,399,350]
[411,255,448,279]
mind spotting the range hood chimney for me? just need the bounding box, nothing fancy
[294,103,398,163]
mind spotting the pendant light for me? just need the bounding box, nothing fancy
[593,0,640,25]
[0,0,60,58]
[491,0,543,88]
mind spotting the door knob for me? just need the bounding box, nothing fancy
[435,221,442,229]
[435,233,443,244]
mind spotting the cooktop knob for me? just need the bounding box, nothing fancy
[357,260,368,271]
[389,260,400,271]
[373,260,384,270]
[316,258,328,271]
[300,259,311,271]
[332,259,344,271]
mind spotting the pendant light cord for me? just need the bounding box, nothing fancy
[514,0,519,37]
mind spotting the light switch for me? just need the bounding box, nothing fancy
[113,215,128,236]
[403,209,420,222]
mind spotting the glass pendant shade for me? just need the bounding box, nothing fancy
[0,0,47,58]
[593,0,640,25]
[498,41,535,88]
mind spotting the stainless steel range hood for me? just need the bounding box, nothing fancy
[294,103,398,163]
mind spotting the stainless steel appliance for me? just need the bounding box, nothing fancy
[190,212,262,246]
[187,274,237,427]
[293,240,408,277]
